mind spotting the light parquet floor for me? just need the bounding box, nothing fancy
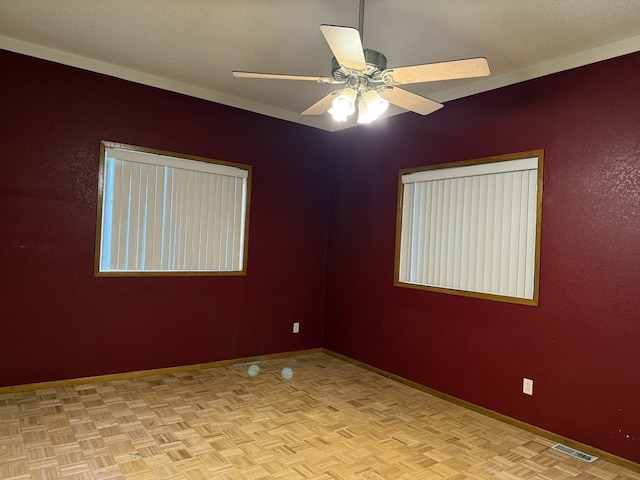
[1,353,638,480]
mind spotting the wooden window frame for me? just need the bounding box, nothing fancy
[94,141,251,277]
[394,150,544,306]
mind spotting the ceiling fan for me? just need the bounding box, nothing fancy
[232,0,490,125]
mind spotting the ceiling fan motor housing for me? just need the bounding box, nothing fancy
[331,48,388,82]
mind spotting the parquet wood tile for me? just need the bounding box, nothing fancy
[1,354,639,479]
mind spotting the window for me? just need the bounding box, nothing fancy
[95,141,251,276]
[395,150,543,305]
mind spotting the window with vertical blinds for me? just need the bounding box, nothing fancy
[395,151,543,305]
[95,141,251,276]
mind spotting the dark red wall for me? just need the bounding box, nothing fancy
[323,52,640,463]
[0,50,332,386]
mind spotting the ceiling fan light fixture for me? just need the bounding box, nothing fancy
[356,99,373,124]
[233,1,491,127]
[357,88,389,124]
[362,89,389,117]
[329,88,357,121]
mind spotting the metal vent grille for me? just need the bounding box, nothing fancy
[552,443,598,463]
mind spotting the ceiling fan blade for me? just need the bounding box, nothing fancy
[383,57,490,85]
[320,25,366,71]
[380,87,443,116]
[301,91,340,116]
[232,71,338,83]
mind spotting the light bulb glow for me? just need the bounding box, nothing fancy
[357,101,378,124]
[328,106,348,122]
[362,89,389,118]
[357,89,389,124]
[328,87,388,124]
[329,88,356,121]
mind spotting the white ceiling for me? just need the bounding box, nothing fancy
[2,0,640,132]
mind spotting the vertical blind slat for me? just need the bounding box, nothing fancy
[399,184,414,281]
[508,171,522,296]
[524,171,538,296]
[495,173,505,293]
[100,158,115,271]
[516,171,530,296]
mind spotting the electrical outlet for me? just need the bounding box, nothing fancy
[523,378,534,395]
[292,322,300,334]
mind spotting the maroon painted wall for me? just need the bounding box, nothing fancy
[324,52,640,463]
[0,50,332,386]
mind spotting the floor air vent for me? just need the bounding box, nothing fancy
[552,443,598,463]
